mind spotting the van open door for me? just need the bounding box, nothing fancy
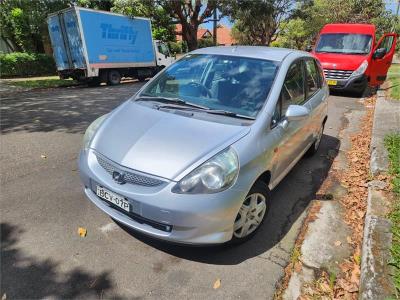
[369,33,397,86]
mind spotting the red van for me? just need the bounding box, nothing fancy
[312,23,397,95]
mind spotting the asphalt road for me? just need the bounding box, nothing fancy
[0,81,360,299]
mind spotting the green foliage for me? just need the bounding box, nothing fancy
[168,41,187,54]
[385,133,400,195]
[284,0,399,47]
[6,77,76,89]
[385,133,400,292]
[0,52,56,77]
[272,18,309,50]
[387,64,400,101]
[198,37,214,48]
[112,0,176,42]
[222,0,294,46]
[0,0,71,53]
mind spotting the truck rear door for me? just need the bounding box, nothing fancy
[62,10,86,69]
[369,33,397,86]
[47,15,70,70]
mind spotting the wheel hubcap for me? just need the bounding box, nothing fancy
[233,193,267,238]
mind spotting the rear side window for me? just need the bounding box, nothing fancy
[305,59,320,96]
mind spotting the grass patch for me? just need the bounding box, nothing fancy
[384,133,400,292]
[387,64,400,100]
[5,76,77,89]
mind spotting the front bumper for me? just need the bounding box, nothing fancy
[78,149,248,245]
[327,74,368,93]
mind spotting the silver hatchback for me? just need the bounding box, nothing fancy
[79,46,328,245]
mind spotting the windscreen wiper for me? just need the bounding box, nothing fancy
[154,104,255,120]
[135,96,208,109]
[204,109,256,120]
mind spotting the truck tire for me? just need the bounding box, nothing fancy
[107,70,121,85]
[138,76,146,82]
[87,77,101,87]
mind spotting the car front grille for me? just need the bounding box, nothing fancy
[324,69,353,80]
[96,154,165,187]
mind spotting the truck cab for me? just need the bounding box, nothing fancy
[154,40,175,69]
[312,23,397,95]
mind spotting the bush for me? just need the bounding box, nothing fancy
[0,52,56,78]
[168,41,182,55]
[198,37,214,49]
[168,41,188,54]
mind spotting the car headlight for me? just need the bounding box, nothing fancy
[351,60,368,77]
[172,147,239,194]
[82,114,108,149]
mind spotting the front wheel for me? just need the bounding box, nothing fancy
[231,181,270,244]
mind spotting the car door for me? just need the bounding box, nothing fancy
[269,59,310,186]
[304,57,326,143]
[369,33,397,86]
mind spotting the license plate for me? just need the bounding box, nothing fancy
[96,186,130,212]
[327,80,337,86]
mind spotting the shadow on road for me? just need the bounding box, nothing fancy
[0,222,122,299]
[118,134,340,265]
[0,82,142,134]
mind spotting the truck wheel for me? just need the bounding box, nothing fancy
[138,76,146,82]
[87,77,101,87]
[107,70,121,85]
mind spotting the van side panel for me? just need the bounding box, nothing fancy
[47,15,70,70]
[63,10,86,69]
[78,9,156,68]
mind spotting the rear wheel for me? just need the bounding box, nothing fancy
[230,181,270,244]
[107,70,121,85]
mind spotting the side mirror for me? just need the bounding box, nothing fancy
[373,48,386,59]
[305,45,312,52]
[285,105,310,121]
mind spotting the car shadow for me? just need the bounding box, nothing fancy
[0,222,123,299]
[117,133,340,265]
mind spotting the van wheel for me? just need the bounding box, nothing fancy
[107,70,121,85]
[306,123,324,156]
[230,181,270,244]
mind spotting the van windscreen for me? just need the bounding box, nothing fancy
[315,33,372,55]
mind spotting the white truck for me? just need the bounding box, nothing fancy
[47,6,175,85]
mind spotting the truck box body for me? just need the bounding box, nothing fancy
[47,6,156,78]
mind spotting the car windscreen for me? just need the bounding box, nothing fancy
[139,54,279,118]
[315,33,373,55]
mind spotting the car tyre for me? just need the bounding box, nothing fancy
[107,70,121,85]
[230,180,271,245]
[306,123,324,157]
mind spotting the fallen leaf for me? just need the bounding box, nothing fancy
[334,240,342,247]
[346,236,352,244]
[78,227,87,237]
[40,154,47,159]
[213,278,221,289]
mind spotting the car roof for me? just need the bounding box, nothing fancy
[320,23,376,35]
[190,46,309,62]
